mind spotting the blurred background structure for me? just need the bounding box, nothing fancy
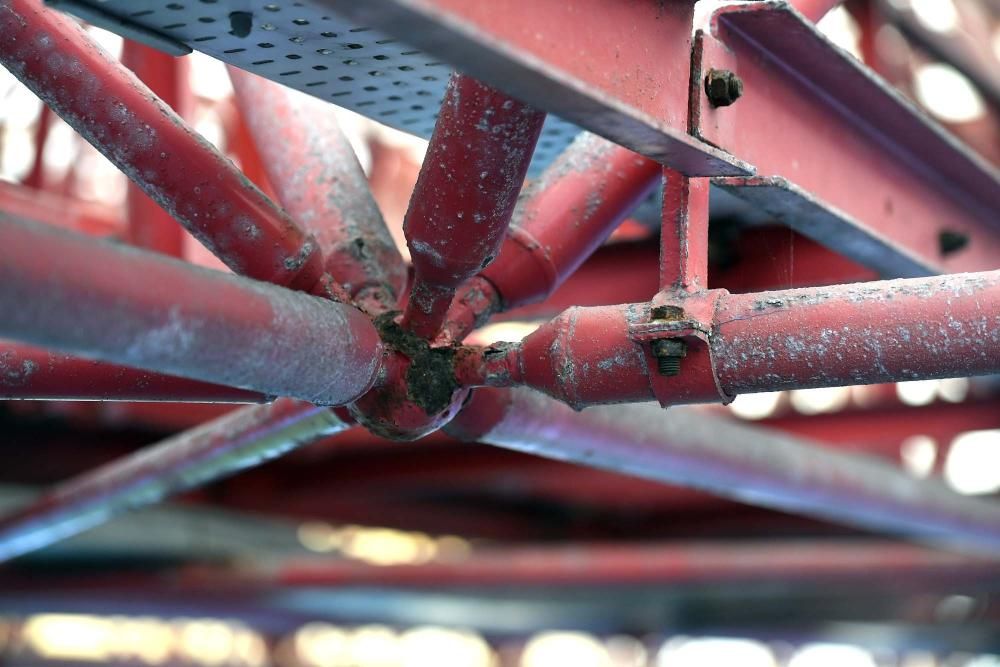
[0,0,998,665]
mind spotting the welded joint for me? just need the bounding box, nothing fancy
[629,289,733,407]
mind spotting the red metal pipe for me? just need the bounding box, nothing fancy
[0,0,325,290]
[448,387,1000,550]
[401,73,545,338]
[713,272,1000,393]
[229,68,406,312]
[0,216,383,405]
[121,41,190,258]
[441,134,659,343]
[274,540,999,588]
[482,133,660,311]
[465,270,1000,407]
[0,343,265,402]
[0,400,350,561]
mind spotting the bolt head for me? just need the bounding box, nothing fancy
[651,338,688,358]
[705,69,743,107]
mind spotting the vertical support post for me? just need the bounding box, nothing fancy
[121,41,190,257]
[660,168,710,292]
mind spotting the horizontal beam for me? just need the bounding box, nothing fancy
[0,216,383,405]
[475,270,1000,407]
[694,2,1000,276]
[324,0,750,176]
[0,343,265,402]
[449,387,1000,551]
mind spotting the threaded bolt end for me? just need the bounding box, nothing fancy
[658,356,682,376]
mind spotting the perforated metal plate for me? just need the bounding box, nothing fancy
[60,0,582,172]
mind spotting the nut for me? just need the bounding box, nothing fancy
[705,69,743,107]
[651,339,688,377]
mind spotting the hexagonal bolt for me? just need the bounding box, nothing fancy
[705,69,744,107]
[651,338,688,377]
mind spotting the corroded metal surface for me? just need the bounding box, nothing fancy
[0,0,326,289]
[230,67,406,311]
[0,343,266,402]
[401,73,545,338]
[0,216,383,406]
[714,271,1000,392]
[449,387,1000,551]
[0,400,348,560]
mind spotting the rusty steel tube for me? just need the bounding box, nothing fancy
[402,73,545,338]
[712,271,1000,394]
[0,0,325,289]
[482,132,660,310]
[0,400,350,561]
[0,216,383,405]
[472,270,1000,407]
[0,343,266,402]
[441,134,658,343]
[229,68,406,311]
[449,388,1000,551]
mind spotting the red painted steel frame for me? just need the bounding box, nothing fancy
[472,271,1000,408]
[0,0,327,291]
[229,67,406,312]
[0,343,265,402]
[448,388,1000,550]
[120,41,190,257]
[402,73,545,338]
[0,400,350,561]
[0,217,383,406]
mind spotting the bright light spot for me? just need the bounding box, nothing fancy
[22,614,116,662]
[0,126,35,181]
[349,625,401,667]
[788,643,877,667]
[993,27,1000,62]
[934,594,977,622]
[399,627,493,667]
[295,622,350,667]
[194,108,226,151]
[177,619,234,666]
[965,656,1000,667]
[900,435,937,478]
[944,430,1000,494]
[817,7,863,60]
[911,0,959,33]
[729,391,782,420]
[341,526,438,566]
[190,52,234,101]
[897,379,938,407]
[467,321,542,346]
[232,628,268,667]
[111,617,174,664]
[605,635,647,667]
[938,377,969,403]
[522,632,611,667]
[658,637,776,667]
[913,63,985,124]
[789,386,850,415]
[901,651,938,667]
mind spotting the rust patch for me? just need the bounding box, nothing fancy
[375,312,460,415]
